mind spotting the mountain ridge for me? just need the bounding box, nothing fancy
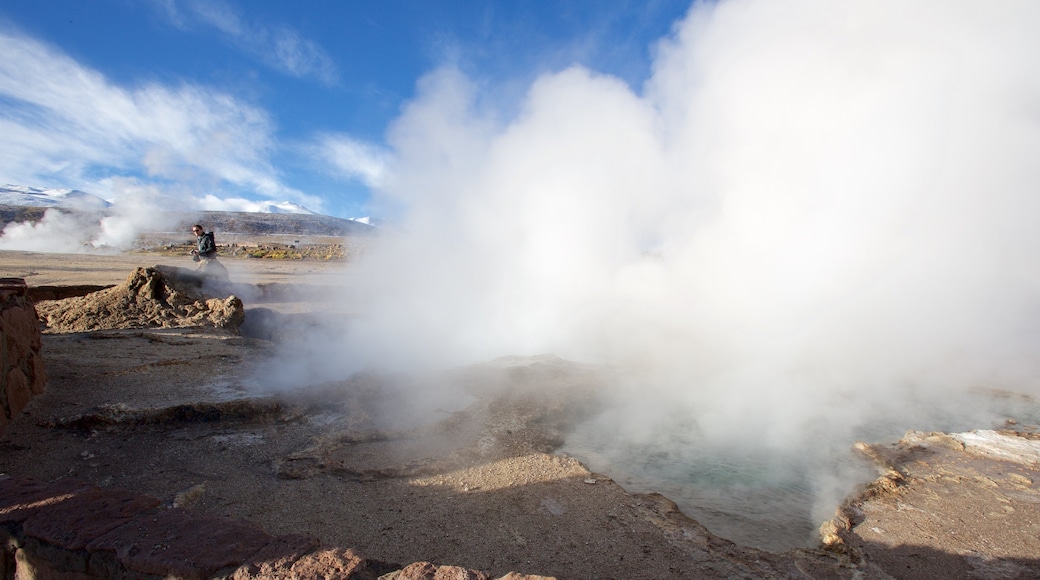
[0,184,111,211]
[0,204,377,237]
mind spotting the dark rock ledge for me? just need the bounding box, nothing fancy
[0,475,549,580]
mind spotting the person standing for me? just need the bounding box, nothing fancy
[190,224,227,277]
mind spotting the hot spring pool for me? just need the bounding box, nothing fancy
[560,388,1040,552]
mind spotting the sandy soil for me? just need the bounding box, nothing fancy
[3,248,1040,579]
[2,249,347,288]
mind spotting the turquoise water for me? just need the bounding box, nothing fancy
[561,387,1040,553]
[562,428,868,552]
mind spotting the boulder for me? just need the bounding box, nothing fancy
[0,278,46,435]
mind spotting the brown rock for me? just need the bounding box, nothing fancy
[87,508,272,578]
[390,561,492,580]
[841,430,1040,579]
[1,278,47,434]
[29,352,45,395]
[0,278,27,302]
[3,305,35,361]
[231,534,320,579]
[0,477,97,525]
[12,546,95,580]
[21,487,160,550]
[287,547,366,579]
[4,368,32,417]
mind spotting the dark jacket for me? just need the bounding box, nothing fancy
[196,232,217,258]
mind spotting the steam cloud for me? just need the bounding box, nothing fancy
[273,0,1040,543]
[338,0,1040,405]
[0,180,185,252]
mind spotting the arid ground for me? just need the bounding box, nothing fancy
[3,248,1040,579]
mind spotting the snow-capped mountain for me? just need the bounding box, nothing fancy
[348,216,385,227]
[1,184,378,227]
[250,201,316,214]
[0,184,110,211]
[0,184,319,215]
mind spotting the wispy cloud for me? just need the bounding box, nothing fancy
[164,0,338,85]
[308,133,390,188]
[0,27,312,207]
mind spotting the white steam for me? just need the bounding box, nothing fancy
[276,0,1040,545]
[0,179,196,252]
[345,0,1040,389]
[0,209,101,253]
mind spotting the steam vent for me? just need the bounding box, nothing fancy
[0,278,46,436]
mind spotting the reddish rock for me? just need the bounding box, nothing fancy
[3,306,34,361]
[29,353,45,395]
[12,546,96,580]
[392,561,492,580]
[4,368,31,418]
[287,547,366,579]
[0,279,27,302]
[0,477,558,580]
[87,508,272,578]
[0,477,96,525]
[21,488,160,550]
[231,533,320,579]
[0,278,46,434]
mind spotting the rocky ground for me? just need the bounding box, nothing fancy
[2,248,1040,579]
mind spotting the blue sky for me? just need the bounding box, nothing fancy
[0,0,691,218]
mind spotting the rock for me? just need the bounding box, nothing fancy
[0,278,46,435]
[951,429,1040,465]
[0,477,96,526]
[21,487,160,550]
[171,483,206,509]
[34,266,244,333]
[287,547,367,579]
[4,487,544,580]
[834,429,1040,578]
[86,507,273,578]
[230,534,321,579]
[384,561,491,580]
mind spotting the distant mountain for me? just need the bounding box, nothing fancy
[252,201,316,214]
[0,185,380,237]
[0,184,110,211]
[186,210,376,236]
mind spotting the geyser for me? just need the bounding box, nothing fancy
[269,0,1040,550]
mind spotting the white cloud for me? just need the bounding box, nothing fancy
[0,28,306,203]
[184,0,244,36]
[310,134,391,187]
[0,27,327,250]
[269,28,338,83]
